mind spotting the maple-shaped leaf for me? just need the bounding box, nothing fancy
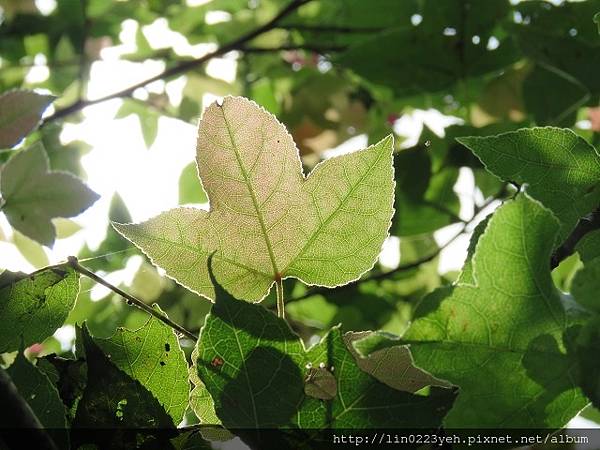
[114,96,395,301]
[401,194,589,428]
[0,143,100,246]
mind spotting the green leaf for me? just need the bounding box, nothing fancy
[7,352,69,448]
[577,229,600,263]
[178,161,208,204]
[514,0,600,44]
[37,354,87,421]
[0,266,79,353]
[571,256,600,314]
[189,345,220,425]
[0,90,55,148]
[73,325,175,430]
[458,128,600,240]
[336,0,518,97]
[595,12,600,34]
[93,307,190,424]
[516,17,600,95]
[523,65,589,126]
[114,96,395,301]
[0,143,100,246]
[571,318,600,409]
[195,268,455,429]
[402,194,589,427]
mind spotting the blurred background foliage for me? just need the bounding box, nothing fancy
[1,0,600,427]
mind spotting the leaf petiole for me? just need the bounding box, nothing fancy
[275,276,285,319]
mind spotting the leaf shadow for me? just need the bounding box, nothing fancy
[199,345,310,449]
[521,329,583,425]
[201,346,304,429]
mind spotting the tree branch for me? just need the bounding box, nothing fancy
[278,24,385,33]
[242,43,346,54]
[41,0,312,125]
[67,257,198,341]
[550,206,600,269]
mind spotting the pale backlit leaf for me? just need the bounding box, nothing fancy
[114,96,395,301]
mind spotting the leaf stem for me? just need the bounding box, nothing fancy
[276,277,285,319]
[66,256,198,341]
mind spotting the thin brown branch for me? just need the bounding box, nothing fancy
[41,0,311,125]
[242,44,346,54]
[67,257,198,341]
[550,206,600,269]
[279,24,385,33]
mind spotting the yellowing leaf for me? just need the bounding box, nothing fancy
[114,96,395,301]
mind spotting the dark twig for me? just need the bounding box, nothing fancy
[242,44,346,54]
[278,24,385,33]
[67,257,198,341]
[41,0,311,125]
[0,368,58,450]
[550,206,600,269]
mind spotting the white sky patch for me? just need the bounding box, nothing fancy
[435,223,471,275]
[202,93,224,111]
[101,19,137,60]
[455,167,475,221]
[25,54,50,84]
[379,236,401,270]
[322,134,368,159]
[143,18,217,58]
[205,10,232,25]
[206,56,238,83]
[435,198,501,275]
[393,109,463,148]
[78,114,197,223]
[35,0,56,15]
[87,59,166,101]
[166,76,187,107]
[567,415,600,430]
[0,241,35,272]
[53,324,75,352]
